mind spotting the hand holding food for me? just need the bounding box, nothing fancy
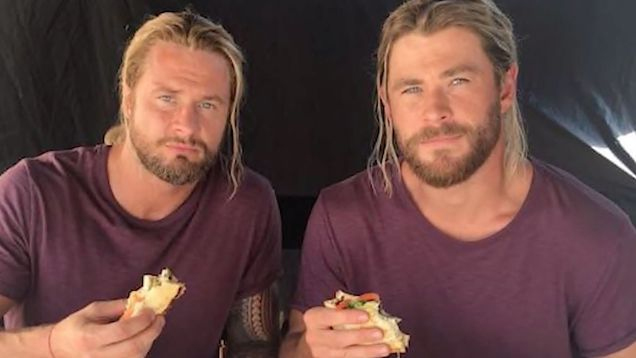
[49,299,164,358]
[324,290,409,354]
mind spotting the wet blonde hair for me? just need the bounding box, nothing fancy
[370,0,527,194]
[105,10,245,195]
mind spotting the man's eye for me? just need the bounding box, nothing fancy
[451,78,469,86]
[199,102,216,110]
[402,87,422,94]
[158,95,173,102]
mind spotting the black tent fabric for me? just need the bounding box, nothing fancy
[1,0,635,235]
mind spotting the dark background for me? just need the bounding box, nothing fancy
[1,0,635,252]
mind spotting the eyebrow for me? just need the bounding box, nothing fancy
[151,85,226,104]
[201,95,226,105]
[391,64,481,91]
[441,64,481,78]
[391,78,423,91]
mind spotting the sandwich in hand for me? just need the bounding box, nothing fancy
[121,268,186,319]
[324,290,410,353]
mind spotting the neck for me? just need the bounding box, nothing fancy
[402,144,532,241]
[107,141,199,221]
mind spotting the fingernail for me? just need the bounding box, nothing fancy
[357,313,368,322]
[372,330,383,339]
[376,345,391,357]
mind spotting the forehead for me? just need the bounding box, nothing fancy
[387,26,493,77]
[138,41,232,96]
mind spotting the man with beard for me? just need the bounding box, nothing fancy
[281,0,636,357]
[0,11,280,358]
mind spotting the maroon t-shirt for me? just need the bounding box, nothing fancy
[292,160,636,357]
[0,145,281,358]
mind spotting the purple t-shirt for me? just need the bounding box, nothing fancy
[292,160,636,357]
[0,145,281,358]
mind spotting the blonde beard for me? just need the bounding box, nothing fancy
[400,100,501,188]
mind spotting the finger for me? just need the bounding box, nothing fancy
[82,299,128,322]
[304,307,369,329]
[95,316,165,358]
[307,327,385,349]
[307,342,390,358]
[342,343,391,358]
[89,308,157,344]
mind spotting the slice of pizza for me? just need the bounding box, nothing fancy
[324,290,410,353]
[121,268,186,319]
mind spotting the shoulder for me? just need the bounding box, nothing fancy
[237,167,276,198]
[0,146,100,235]
[531,160,635,264]
[317,165,402,215]
[0,158,30,188]
[1,146,100,187]
[318,167,385,211]
[533,160,631,228]
[310,166,402,235]
[8,146,103,181]
[210,167,279,221]
[534,162,636,334]
[231,167,277,206]
[0,159,33,219]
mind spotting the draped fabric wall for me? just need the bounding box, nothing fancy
[1,1,635,241]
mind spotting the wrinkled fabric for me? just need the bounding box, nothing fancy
[0,0,633,214]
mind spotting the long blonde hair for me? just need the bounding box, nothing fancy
[370,0,527,194]
[105,10,245,195]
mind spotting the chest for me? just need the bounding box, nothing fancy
[340,231,572,357]
[27,190,256,319]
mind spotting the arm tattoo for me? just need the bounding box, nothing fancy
[224,281,280,357]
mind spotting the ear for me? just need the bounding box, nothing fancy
[499,63,518,114]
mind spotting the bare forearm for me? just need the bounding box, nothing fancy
[0,324,53,358]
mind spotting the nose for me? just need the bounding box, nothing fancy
[421,87,451,123]
[171,104,199,137]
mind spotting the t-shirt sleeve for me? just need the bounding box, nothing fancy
[573,219,636,356]
[235,186,282,299]
[0,161,33,301]
[291,194,347,312]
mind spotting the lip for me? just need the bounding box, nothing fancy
[164,143,200,153]
[421,134,463,145]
